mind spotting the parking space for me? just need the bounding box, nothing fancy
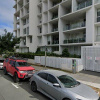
[0,70,51,100]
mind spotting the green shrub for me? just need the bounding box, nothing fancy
[62,48,70,57]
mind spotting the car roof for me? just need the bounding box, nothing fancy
[39,69,69,77]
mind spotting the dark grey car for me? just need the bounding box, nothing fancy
[30,70,99,100]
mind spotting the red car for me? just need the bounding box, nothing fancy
[3,57,35,83]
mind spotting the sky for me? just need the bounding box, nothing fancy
[0,0,15,35]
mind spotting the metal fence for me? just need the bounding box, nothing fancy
[82,46,100,72]
[35,56,83,72]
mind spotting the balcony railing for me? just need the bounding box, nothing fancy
[96,35,100,42]
[52,40,59,44]
[95,0,100,4]
[52,2,59,7]
[63,21,85,31]
[97,17,100,22]
[63,38,86,44]
[47,41,51,45]
[52,28,58,32]
[52,15,58,20]
[77,0,92,10]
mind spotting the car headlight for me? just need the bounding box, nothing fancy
[19,71,27,74]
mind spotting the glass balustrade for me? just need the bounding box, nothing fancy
[63,21,85,31]
[76,0,92,11]
[63,38,86,44]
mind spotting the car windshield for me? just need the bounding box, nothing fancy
[16,62,30,67]
[0,60,4,63]
[58,75,80,88]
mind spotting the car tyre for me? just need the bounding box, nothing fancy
[63,98,71,100]
[3,67,7,75]
[14,73,20,83]
[31,81,37,92]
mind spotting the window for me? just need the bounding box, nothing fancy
[12,61,15,67]
[47,74,58,84]
[97,9,100,22]
[97,27,100,35]
[23,38,26,45]
[30,36,32,43]
[27,18,29,24]
[27,27,29,35]
[23,28,26,34]
[97,9,100,17]
[23,19,26,25]
[40,27,42,33]
[10,60,13,65]
[0,60,4,63]
[58,75,80,88]
[5,59,9,62]
[38,72,48,80]
[15,62,30,67]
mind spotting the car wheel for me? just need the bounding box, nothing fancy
[3,67,7,75]
[31,81,37,92]
[63,98,71,100]
[14,73,20,83]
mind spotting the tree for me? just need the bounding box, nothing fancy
[0,32,20,54]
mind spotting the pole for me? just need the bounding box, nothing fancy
[45,45,47,69]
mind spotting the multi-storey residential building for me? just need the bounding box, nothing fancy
[14,0,100,56]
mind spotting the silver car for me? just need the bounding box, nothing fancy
[30,70,99,100]
[0,59,4,69]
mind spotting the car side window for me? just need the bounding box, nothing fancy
[47,74,58,84]
[5,59,9,62]
[10,60,13,65]
[38,73,48,80]
[12,61,15,67]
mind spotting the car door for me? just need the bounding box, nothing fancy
[45,74,61,100]
[8,60,13,74]
[3,59,9,69]
[10,61,16,75]
[37,72,48,93]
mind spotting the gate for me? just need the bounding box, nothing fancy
[82,46,100,72]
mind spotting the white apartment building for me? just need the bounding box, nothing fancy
[14,0,100,56]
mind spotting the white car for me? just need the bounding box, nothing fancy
[0,59,4,69]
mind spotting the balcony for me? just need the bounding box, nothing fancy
[52,28,58,32]
[52,14,58,20]
[16,19,20,24]
[97,17,100,22]
[63,38,86,44]
[52,1,61,7]
[63,21,85,31]
[52,40,59,44]
[95,0,100,4]
[26,0,29,3]
[77,0,92,11]
[96,35,100,42]
[47,41,51,45]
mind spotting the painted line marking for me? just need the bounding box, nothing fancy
[11,83,19,89]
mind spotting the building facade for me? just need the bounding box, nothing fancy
[14,0,100,56]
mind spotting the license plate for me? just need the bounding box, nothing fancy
[28,74,32,76]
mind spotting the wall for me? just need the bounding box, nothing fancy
[35,56,83,72]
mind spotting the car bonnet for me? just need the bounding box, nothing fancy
[66,83,99,100]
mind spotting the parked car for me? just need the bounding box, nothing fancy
[3,57,35,83]
[30,70,99,100]
[0,58,5,69]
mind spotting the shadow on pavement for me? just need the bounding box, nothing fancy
[0,70,51,100]
[79,70,100,77]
